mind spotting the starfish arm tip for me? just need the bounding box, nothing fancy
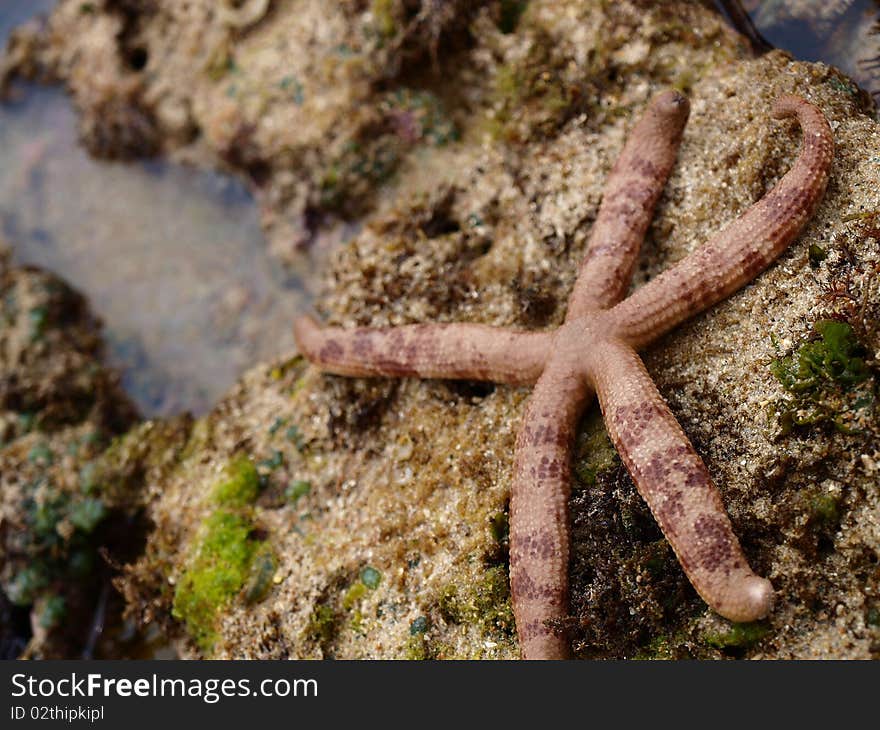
[719,575,774,623]
[654,88,690,118]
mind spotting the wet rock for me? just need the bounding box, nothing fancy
[4,1,880,659]
[0,245,147,657]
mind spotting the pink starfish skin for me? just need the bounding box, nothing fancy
[294,91,834,659]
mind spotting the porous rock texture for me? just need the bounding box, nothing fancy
[1,0,879,658]
[0,245,143,658]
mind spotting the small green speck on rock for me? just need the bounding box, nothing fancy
[243,547,277,605]
[286,425,304,449]
[38,595,67,629]
[27,443,53,466]
[257,450,284,472]
[67,498,107,534]
[286,480,311,504]
[490,512,509,544]
[360,566,381,589]
[808,244,827,267]
[6,565,48,606]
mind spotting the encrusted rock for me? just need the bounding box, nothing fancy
[2,1,879,658]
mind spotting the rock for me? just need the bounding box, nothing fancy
[3,0,880,658]
[0,0,493,258]
[0,245,143,658]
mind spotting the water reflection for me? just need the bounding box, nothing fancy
[0,3,309,417]
[719,0,880,107]
[0,0,55,42]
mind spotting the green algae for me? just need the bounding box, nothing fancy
[488,27,594,143]
[279,75,304,106]
[634,630,692,660]
[769,320,876,435]
[490,512,509,544]
[382,90,459,146]
[360,566,382,590]
[243,547,278,605]
[320,138,400,213]
[573,411,619,488]
[438,565,515,637]
[10,474,112,612]
[703,621,770,650]
[285,480,311,504]
[372,0,397,38]
[342,582,368,610]
[92,418,193,505]
[27,443,53,466]
[171,457,267,651]
[67,497,107,534]
[38,595,67,630]
[404,633,432,660]
[341,567,382,633]
[210,456,260,506]
[261,450,284,469]
[28,305,48,342]
[78,462,100,495]
[809,492,842,531]
[172,511,260,650]
[307,604,337,646]
[285,425,304,449]
[771,320,869,392]
[808,244,828,267]
[319,88,457,215]
[640,539,674,579]
[6,565,49,607]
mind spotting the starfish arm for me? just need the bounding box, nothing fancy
[509,363,593,659]
[610,95,834,349]
[590,339,773,623]
[566,90,690,319]
[293,314,550,385]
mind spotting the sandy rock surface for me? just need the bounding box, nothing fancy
[1,1,878,658]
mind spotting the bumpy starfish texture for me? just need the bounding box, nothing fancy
[294,91,834,659]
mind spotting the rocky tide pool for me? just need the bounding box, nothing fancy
[0,1,311,417]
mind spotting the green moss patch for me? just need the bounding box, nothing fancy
[172,457,268,652]
[438,565,515,638]
[702,621,770,651]
[210,456,260,506]
[487,26,600,143]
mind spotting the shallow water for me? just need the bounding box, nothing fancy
[1,2,876,420]
[718,0,880,106]
[0,2,310,417]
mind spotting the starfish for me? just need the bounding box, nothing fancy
[293,90,834,659]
